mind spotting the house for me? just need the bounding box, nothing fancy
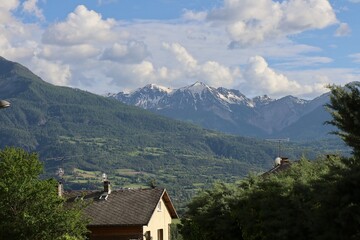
[64,179,178,240]
[262,157,292,177]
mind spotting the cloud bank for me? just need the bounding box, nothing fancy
[207,0,338,47]
[0,0,358,99]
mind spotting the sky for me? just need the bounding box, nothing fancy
[1,0,360,99]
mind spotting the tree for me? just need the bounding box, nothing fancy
[326,82,360,158]
[180,182,243,240]
[0,147,88,240]
[310,156,360,240]
[230,158,335,240]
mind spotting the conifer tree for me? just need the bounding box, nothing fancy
[326,82,360,158]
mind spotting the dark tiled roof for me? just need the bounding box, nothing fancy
[66,188,178,227]
[262,159,292,177]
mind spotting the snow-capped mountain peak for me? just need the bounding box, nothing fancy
[134,83,173,94]
[108,82,331,139]
[216,87,253,106]
[280,95,308,105]
[179,81,211,95]
[252,95,274,106]
[109,83,173,109]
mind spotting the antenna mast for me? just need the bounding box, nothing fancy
[266,138,290,157]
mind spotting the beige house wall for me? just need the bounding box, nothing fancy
[143,198,172,240]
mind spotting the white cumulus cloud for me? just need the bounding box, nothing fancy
[31,58,71,86]
[105,61,170,89]
[0,1,354,99]
[0,1,41,62]
[101,41,150,64]
[0,0,19,11]
[39,44,101,61]
[243,56,326,97]
[163,42,239,87]
[182,10,207,21]
[0,1,19,24]
[163,42,198,70]
[42,5,120,45]
[207,0,338,47]
[22,0,44,20]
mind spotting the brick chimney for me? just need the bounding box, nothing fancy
[102,173,111,194]
[104,180,111,194]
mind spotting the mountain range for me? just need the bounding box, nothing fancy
[108,82,335,140]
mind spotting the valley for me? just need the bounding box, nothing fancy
[0,57,348,213]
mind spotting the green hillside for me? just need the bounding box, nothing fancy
[0,57,322,211]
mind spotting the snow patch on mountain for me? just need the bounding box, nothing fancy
[252,95,274,106]
[217,87,254,107]
[175,81,213,100]
[186,82,210,95]
[140,83,173,94]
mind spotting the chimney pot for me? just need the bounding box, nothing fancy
[58,181,63,197]
[104,180,111,194]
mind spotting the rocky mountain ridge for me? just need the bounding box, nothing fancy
[109,81,333,140]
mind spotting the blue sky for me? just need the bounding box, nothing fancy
[1,0,360,99]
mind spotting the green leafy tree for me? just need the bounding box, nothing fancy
[309,155,360,240]
[181,156,345,240]
[318,82,360,239]
[169,223,183,240]
[180,182,243,240]
[0,147,88,240]
[232,158,337,240]
[326,82,360,158]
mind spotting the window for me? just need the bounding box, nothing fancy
[157,229,163,240]
[157,201,162,211]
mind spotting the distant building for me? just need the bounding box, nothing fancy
[63,179,178,240]
[262,157,292,177]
